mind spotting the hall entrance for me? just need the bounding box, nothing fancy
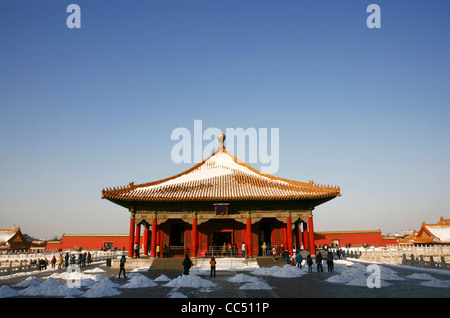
[212,231,232,247]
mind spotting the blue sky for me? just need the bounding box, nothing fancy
[1,1,449,239]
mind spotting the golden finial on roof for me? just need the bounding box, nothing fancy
[217,133,226,151]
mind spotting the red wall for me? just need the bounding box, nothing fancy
[46,229,392,252]
[46,234,133,251]
[314,231,388,247]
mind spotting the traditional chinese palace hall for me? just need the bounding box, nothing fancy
[101,134,341,258]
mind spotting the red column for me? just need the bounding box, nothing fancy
[297,222,303,250]
[246,217,252,257]
[143,224,149,256]
[286,216,293,255]
[303,221,309,250]
[135,223,141,249]
[151,217,157,257]
[308,216,316,256]
[128,212,135,257]
[192,217,197,257]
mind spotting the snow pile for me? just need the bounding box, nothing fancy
[154,274,171,282]
[120,273,157,288]
[327,262,405,287]
[227,273,262,284]
[18,277,84,297]
[83,278,121,298]
[239,280,273,290]
[251,264,306,278]
[0,285,19,298]
[405,272,450,288]
[163,274,216,288]
[12,277,43,288]
[169,291,188,298]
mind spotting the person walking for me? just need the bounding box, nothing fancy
[118,255,127,278]
[316,252,324,272]
[210,256,216,278]
[272,246,277,261]
[326,251,334,272]
[182,254,192,275]
[306,254,313,272]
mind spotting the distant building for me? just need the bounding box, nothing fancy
[399,217,450,245]
[0,227,32,250]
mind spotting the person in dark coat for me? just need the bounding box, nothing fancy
[64,252,69,267]
[316,252,323,272]
[182,254,192,275]
[306,254,313,272]
[326,251,334,272]
[118,255,127,278]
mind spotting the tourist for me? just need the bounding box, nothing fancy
[163,244,168,258]
[50,255,56,269]
[241,242,246,258]
[261,242,267,256]
[134,243,140,258]
[222,243,226,256]
[118,255,127,278]
[285,250,291,264]
[156,245,160,258]
[306,254,313,272]
[64,252,69,267]
[295,252,303,268]
[77,254,82,267]
[272,246,277,261]
[316,252,324,272]
[326,251,334,272]
[58,254,63,269]
[233,243,238,256]
[87,252,92,264]
[210,256,216,278]
[182,254,192,275]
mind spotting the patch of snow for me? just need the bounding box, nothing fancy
[154,274,171,282]
[251,264,306,278]
[0,285,19,298]
[18,277,84,297]
[163,274,216,288]
[169,291,188,298]
[119,273,157,288]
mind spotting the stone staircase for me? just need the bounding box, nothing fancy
[255,256,286,268]
[149,257,186,270]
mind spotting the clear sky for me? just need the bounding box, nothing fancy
[1,0,449,239]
